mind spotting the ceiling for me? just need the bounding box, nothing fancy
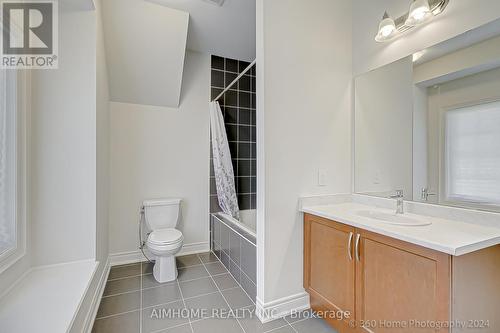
[101,0,255,107]
[146,0,256,61]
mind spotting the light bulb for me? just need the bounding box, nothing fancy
[381,25,395,37]
[405,0,433,26]
[375,12,397,42]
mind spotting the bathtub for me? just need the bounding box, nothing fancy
[212,209,255,244]
[220,209,255,236]
[210,209,257,301]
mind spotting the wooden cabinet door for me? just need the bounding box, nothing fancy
[304,214,356,331]
[355,229,451,333]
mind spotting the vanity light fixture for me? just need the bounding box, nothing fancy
[375,0,449,42]
[375,12,397,42]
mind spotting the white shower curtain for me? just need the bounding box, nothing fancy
[209,101,240,219]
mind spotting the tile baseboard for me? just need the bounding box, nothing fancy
[255,291,310,323]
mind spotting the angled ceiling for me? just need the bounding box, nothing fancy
[102,0,189,107]
[146,0,256,61]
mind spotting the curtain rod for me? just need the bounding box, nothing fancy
[211,59,256,102]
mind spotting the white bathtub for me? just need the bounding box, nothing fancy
[237,209,256,234]
[214,209,256,239]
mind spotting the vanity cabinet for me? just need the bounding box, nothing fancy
[355,229,450,333]
[303,215,356,323]
[304,213,500,333]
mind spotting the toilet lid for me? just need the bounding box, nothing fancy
[148,228,183,245]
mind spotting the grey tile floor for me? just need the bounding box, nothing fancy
[92,252,337,333]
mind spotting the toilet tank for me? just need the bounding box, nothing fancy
[143,198,182,230]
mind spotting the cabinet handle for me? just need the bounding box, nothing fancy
[347,232,353,261]
[355,233,361,261]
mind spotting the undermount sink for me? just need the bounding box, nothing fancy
[356,210,432,226]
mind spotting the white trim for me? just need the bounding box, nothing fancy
[255,0,265,312]
[67,261,100,333]
[0,70,29,274]
[108,250,144,266]
[0,265,32,300]
[82,259,110,333]
[108,242,210,266]
[255,291,310,323]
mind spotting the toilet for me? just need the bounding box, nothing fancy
[143,198,184,283]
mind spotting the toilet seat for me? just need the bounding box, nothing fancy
[148,228,183,246]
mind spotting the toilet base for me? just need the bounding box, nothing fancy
[153,255,178,283]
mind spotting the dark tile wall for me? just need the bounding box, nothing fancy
[211,214,256,302]
[210,55,256,212]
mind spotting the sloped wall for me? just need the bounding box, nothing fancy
[102,0,189,107]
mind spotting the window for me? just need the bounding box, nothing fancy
[0,71,16,254]
[0,69,26,272]
[445,101,500,206]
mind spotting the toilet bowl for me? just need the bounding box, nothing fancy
[143,199,183,283]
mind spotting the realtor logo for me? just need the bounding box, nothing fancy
[1,0,58,68]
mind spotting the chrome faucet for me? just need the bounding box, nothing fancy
[421,187,436,201]
[390,190,404,214]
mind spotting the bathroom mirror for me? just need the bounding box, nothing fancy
[354,18,500,212]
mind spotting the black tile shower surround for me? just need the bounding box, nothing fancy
[210,55,256,211]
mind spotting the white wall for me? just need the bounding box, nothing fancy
[354,57,413,199]
[256,0,352,306]
[70,0,111,329]
[109,51,210,257]
[95,0,110,273]
[30,6,96,266]
[353,0,500,75]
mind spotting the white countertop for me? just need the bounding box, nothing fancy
[301,202,500,256]
[0,260,98,333]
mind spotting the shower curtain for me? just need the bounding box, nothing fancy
[209,101,240,219]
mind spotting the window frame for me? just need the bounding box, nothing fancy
[439,98,500,212]
[0,69,29,274]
